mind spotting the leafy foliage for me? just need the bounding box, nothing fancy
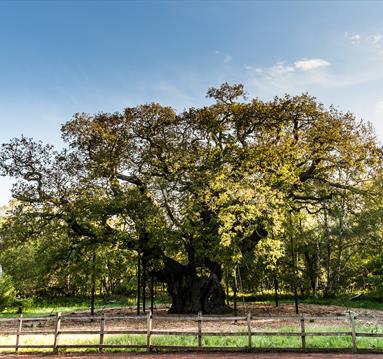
[0,274,16,308]
[0,84,382,310]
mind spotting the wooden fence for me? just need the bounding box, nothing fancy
[0,311,382,353]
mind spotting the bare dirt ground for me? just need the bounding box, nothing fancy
[1,303,382,358]
[1,352,383,359]
[1,303,382,333]
[97,302,383,318]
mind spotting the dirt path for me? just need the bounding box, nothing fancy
[1,353,382,359]
[1,304,382,357]
[2,303,380,333]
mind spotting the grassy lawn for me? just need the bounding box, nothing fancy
[2,291,381,353]
[236,293,383,311]
[301,297,383,311]
[0,295,171,317]
[0,324,382,353]
[1,293,382,318]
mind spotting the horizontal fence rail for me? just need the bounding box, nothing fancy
[0,311,382,353]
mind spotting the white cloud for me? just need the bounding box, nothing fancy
[345,31,383,55]
[370,33,383,55]
[242,35,383,142]
[249,58,331,80]
[372,33,382,45]
[375,100,383,114]
[351,34,361,44]
[294,58,331,71]
[345,32,361,44]
[243,55,378,102]
[267,62,295,76]
[223,55,232,63]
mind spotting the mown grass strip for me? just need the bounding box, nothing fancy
[1,323,383,353]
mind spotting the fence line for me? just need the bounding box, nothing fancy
[0,311,382,353]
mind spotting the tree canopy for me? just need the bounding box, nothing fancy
[0,84,381,313]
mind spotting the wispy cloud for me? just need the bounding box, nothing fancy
[294,58,330,71]
[375,100,383,114]
[264,62,295,76]
[223,55,232,63]
[243,53,383,100]
[215,50,233,64]
[244,59,328,99]
[351,34,361,44]
[247,58,331,80]
[345,31,383,55]
[370,33,383,55]
[345,32,361,44]
[371,33,382,45]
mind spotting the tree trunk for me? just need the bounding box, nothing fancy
[333,209,345,296]
[233,276,238,317]
[134,213,267,314]
[150,276,154,314]
[168,273,229,314]
[225,269,230,306]
[142,260,146,313]
[274,274,279,307]
[314,237,321,298]
[90,251,96,316]
[323,209,332,297]
[304,250,316,297]
[136,254,141,315]
[289,212,299,314]
[154,257,230,314]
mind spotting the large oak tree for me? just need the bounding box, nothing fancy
[0,84,380,313]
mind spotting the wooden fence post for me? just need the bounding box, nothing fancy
[100,314,105,352]
[247,312,252,351]
[300,314,306,349]
[0,312,373,353]
[349,312,357,352]
[15,313,23,354]
[53,312,61,354]
[197,311,202,349]
[146,311,152,352]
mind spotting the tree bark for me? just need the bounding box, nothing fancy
[274,274,279,307]
[150,275,154,314]
[323,209,332,298]
[167,272,229,314]
[90,251,96,316]
[289,212,299,314]
[142,260,146,313]
[233,278,238,317]
[153,257,230,314]
[136,254,141,315]
[314,237,321,298]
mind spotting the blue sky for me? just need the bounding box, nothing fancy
[1,0,383,205]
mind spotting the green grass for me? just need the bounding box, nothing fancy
[2,291,382,318]
[302,297,383,311]
[1,324,382,353]
[0,296,119,317]
[0,295,171,318]
[236,293,383,311]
